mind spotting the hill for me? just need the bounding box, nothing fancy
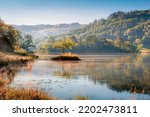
[13,23,83,38]
[70,10,150,42]
[13,23,84,48]
[64,10,150,53]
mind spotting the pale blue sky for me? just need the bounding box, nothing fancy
[0,0,149,25]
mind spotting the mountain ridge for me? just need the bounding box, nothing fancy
[13,23,84,38]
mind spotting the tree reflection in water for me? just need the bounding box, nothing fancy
[53,54,150,95]
[0,61,33,87]
[53,61,80,79]
[1,54,150,99]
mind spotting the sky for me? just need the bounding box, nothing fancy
[0,0,149,25]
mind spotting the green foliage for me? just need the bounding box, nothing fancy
[19,34,35,52]
[114,36,124,49]
[67,10,150,52]
[52,37,76,53]
[0,19,20,52]
[38,10,150,53]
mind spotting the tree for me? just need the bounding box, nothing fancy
[134,38,143,50]
[114,35,124,49]
[0,19,20,52]
[52,37,76,53]
[20,34,35,51]
[85,35,98,46]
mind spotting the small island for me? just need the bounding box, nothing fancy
[51,52,81,61]
[50,37,81,61]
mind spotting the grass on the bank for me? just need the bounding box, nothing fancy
[0,73,54,100]
[51,53,81,61]
[140,48,150,53]
[0,88,55,100]
[74,96,89,100]
[0,52,38,66]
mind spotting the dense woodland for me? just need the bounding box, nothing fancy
[39,10,150,53]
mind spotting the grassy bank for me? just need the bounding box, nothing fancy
[140,48,150,53]
[0,52,54,100]
[0,77,55,100]
[0,52,38,66]
[0,87,55,100]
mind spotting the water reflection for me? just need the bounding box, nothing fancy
[0,61,33,85]
[52,54,150,95]
[0,61,34,98]
[4,54,150,99]
[53,61,80,79]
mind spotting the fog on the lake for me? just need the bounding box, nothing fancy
[1,54,150,100]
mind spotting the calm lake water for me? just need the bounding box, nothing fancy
[9,54,150,100]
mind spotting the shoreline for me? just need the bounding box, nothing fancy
[0,52,38,66]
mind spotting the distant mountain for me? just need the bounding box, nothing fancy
[13,23,83,38]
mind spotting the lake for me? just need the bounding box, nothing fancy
[9,54,150,100]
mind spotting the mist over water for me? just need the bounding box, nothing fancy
[8,54,150,100]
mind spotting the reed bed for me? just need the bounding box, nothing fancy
[0,88,55,100]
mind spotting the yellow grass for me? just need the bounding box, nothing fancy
[0,52,38,67]
[0,52,33,62]
[140,48,150,53]
[74,96,89,100]
[1,71,55,100]
[0,88,55,100]
[61,52,79,57]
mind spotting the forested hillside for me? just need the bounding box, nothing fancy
[65,10,150,53]
[38,10,150,53]
[70,10,150,41]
